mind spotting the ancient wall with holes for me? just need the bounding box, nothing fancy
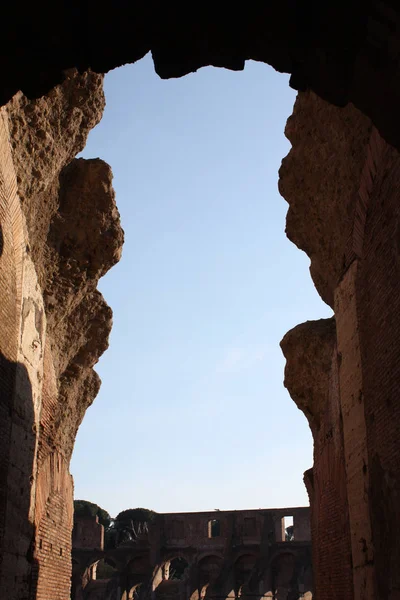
[0,69,122,599]
[357,133,400,598]
[73,508,312,600]
[161,507,310,549]
[0,108,76,600]
[281,88,400,600]
[72,517,104,551]
[0,108,47,599]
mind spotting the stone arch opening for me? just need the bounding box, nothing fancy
[97,558,118,580]
[71,55,323,521]
[128,583,142,600]
[198,555,223,581]
[153,555,190,600]
[270,552,297,600]
[234,553,258,595]
[153,554,191,588]
[68,55,324,596]
[234,553,257,572]
[197,555,224,599]
[127,555,149,575]
[167,556,190,581]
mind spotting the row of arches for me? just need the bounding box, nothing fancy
[73,540,313,600]
[149,552,311,600]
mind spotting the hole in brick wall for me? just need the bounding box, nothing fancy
[283,516,294,541]
[208,519,221,538]
[39,539,43,549]
[60,547,62,556]
[167,557,189,581]
[97,559,118,580]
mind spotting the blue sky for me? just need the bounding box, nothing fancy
[71,54,331,517]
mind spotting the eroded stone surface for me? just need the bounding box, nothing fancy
[281,318,354,599]
[0,3,400,153]
[280,89,400,600]
[8,72,124,463]
[280,318,336,432]
[279,91,371,306]
[7,69,105,275]
[0,71,123,600]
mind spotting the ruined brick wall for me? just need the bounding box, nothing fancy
[281,91,400,600]
[291,509,310,542]
[357,135,400,598]
[309,345,353,600]
[0,72,124,599]
[32,454,74,600]
[281,321,353,600]
[278,92,373,598]
[161,507,310,549]
[1,28,400,600]
[74,508,312,600]
[73,517,104,551]
[0,108,43,599]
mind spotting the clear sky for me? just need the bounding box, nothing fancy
[71,54,332,518]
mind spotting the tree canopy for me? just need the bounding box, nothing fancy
[112,508,158,546]
[115,508,157,524]
[73,502,157,549]
[74,499,112,530]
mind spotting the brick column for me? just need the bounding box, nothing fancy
[335,261,374,600]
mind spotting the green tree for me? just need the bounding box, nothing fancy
[74,499,112,530]
[113,508,157,545]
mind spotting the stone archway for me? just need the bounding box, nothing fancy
[0,7,400,600]
[196,555,224,599]
[128,584,142,600]
[269,553,297,600]
[1,3,400,152]
[153,555,191,600]
[233,553,258,598]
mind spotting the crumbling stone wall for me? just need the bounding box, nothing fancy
[73,516,104,551]
[73,508,312,600]
[0,8,400,597]
[0,107,42,599]
[280,91,400,599]
[356,133,400,599]
[0,71,123,599]
[281,319,353,600]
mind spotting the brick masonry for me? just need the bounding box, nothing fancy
[0,102,87,600]
[0,50,400,600]
[73,508,312,600]
[281,97,400,600]
[0,73,120,600]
